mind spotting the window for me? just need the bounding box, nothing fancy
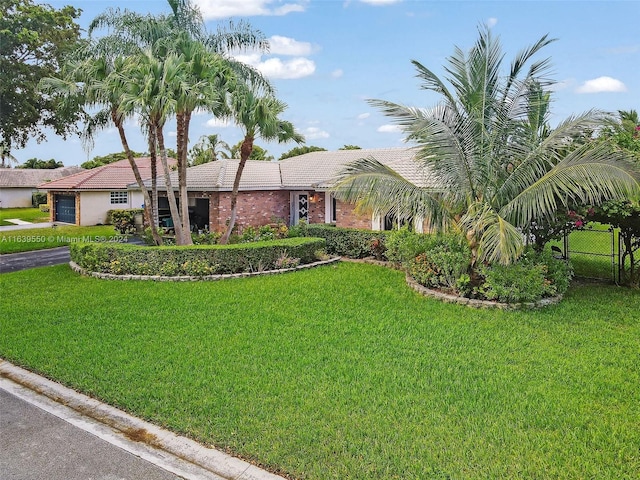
[110,191,128,205]
[325,193,337,224]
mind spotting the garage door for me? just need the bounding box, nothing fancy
[55,195,76,224]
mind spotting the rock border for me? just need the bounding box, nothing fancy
[342,256,563,310]
[69,256,341,281]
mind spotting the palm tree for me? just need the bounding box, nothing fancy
[89,0,270,245]
[334,25,639,266]
[119,50,186,244]
[189,134,231,165]
[219,85,304,244]
[40,49,165,245]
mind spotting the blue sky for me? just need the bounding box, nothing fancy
[18,0,640,165]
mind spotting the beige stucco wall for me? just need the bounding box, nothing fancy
[0,187,34,208]
[79,190,145,226]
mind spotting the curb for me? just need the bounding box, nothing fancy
[0,360,288,480]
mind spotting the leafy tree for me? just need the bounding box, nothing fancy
[230,141,273,161]
[219,85,304,244]
[339,145,361,150]
[0,142,18,168]
[334,25,639,268]
[600,109,640,160]
[18,158,63,169]
[81,151,145,169]
[189,134,231,165]
[279,145,327,160]
[0,0,83,157]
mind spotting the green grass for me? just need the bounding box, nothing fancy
[0,225,123,254]
[0,207,49,226]
[1,262,638,479]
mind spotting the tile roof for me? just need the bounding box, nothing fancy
[38,158,175,190]
[0,166,84,188]
[279,147,439,189]
[144,147,439,191]
[142,159,282,191]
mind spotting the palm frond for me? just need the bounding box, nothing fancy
[332,156,452,231]
[501,142,640,226]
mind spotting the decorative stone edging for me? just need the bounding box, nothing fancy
[69,256,341,282]
[406,274,563,310]
[341,256,562,310]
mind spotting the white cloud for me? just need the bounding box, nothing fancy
[235,52,316,79]
[233,35,317,80]
[192,0,307,20]
[269,35,316,56]
[206,118,231,128]
[487,17,498,28]
[357,113,370,120]
[576,76,627,94]
[303,127,330,140]
[331,69,344,79]
[377,124,402,133]
[260,57,316,79]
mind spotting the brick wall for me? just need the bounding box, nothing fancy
[210,190,291,232]
[335,200,372,229]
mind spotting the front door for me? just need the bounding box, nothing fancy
[292,192,309,225]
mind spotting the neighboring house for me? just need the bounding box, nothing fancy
[39,158,175,225]
[145,147,438,233]
[0,167,83,208]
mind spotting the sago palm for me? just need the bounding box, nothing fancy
[334,25,639,266]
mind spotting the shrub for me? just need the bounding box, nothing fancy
[385,227,435,265]
[303,224,389,259]
[70,237,326,277]
[108,209,143,234]
[32,192,47,207]
[478,248,573,303]
[406,234,471,291]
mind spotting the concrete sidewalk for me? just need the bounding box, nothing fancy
[0,361,287,480]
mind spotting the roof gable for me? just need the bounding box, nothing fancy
[38,158,176,190]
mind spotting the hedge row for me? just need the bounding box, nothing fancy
[302,224,389,259]
[70,237,326,277]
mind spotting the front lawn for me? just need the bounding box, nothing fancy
[0,225,122,254]
[1,263,638,479]
[0,207,49,226]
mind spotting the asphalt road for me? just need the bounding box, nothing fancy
[0,388,183,480]
[0,247,70,273]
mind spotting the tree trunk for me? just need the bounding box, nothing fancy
[156,124,185,244]
[112,109,162,245]
[219,136,253,244]
[176,112,193,245]
[148,122,160,231]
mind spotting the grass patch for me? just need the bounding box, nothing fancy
[1,263,638,479]
[0,225,121,254]
[0,207,49,226]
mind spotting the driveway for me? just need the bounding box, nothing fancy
[0,247,70,273]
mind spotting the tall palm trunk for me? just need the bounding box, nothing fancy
[147,120,160,231]
[156,123,185,244]
[112,109,162,245]
[176,112,193,245]
[219,136,253,244]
